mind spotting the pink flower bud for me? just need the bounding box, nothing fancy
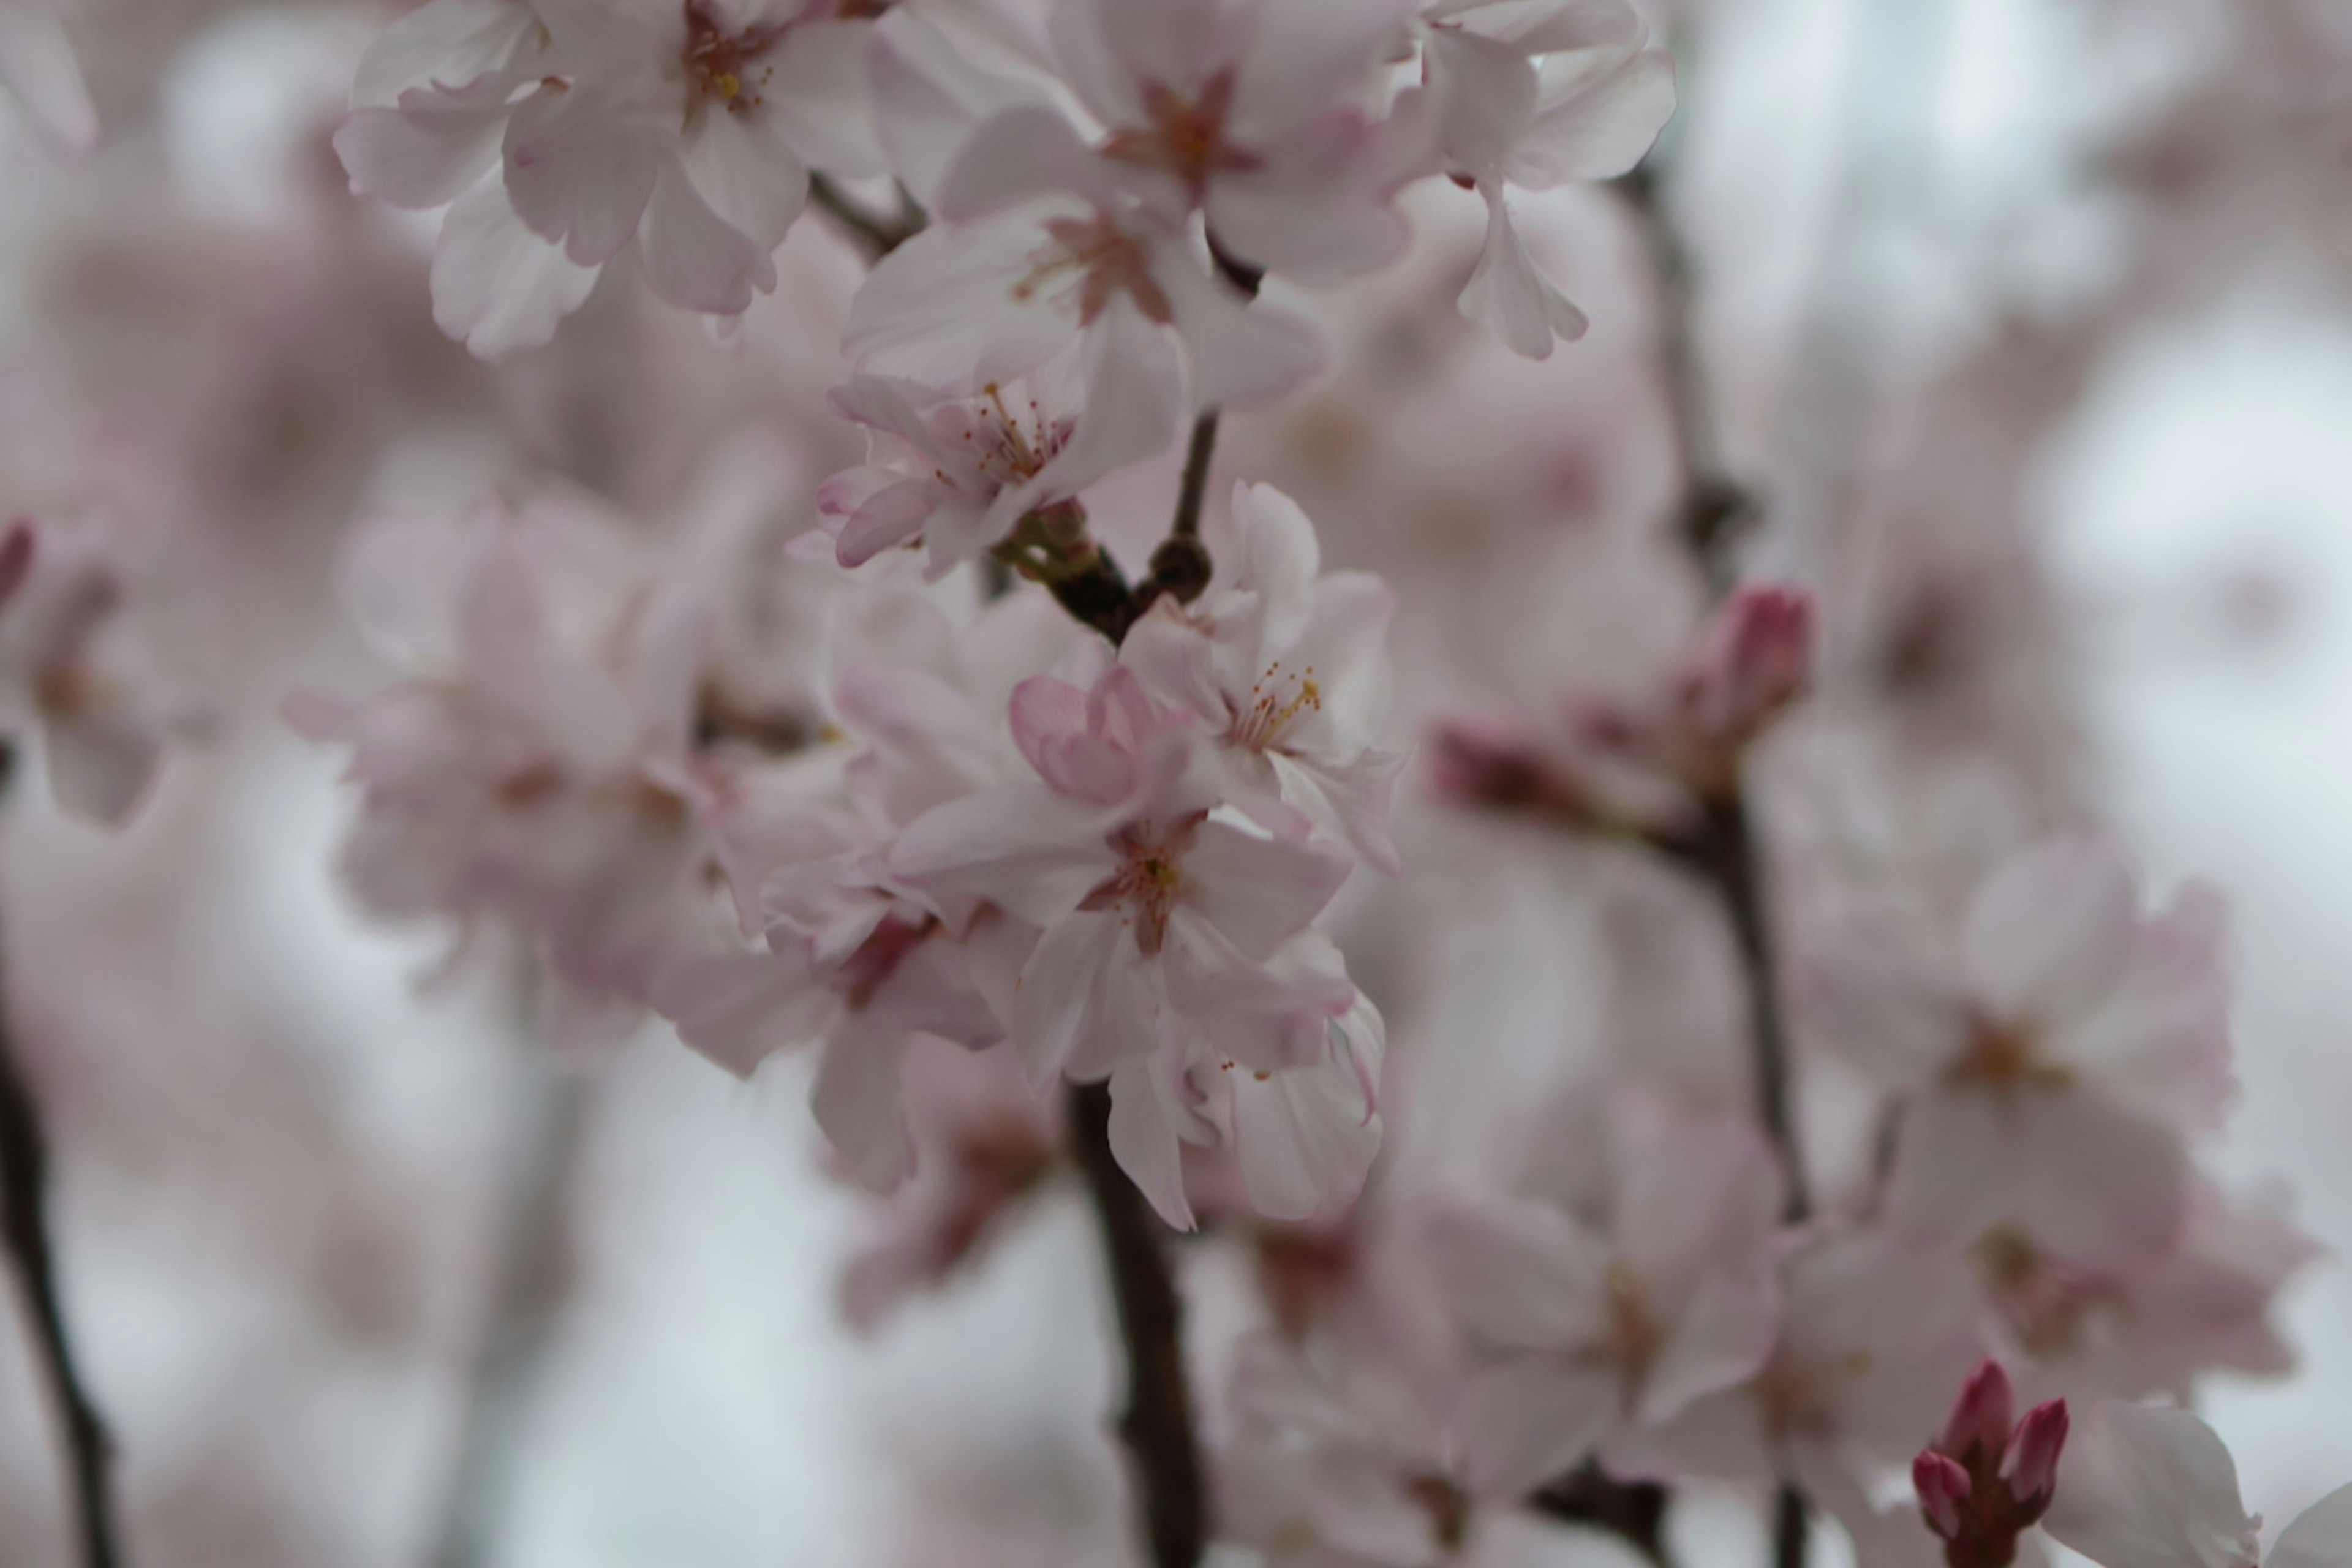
[1913,1450,1973,1540]
[1937,1359,2017,1466]
[2000,1399,2069,1513]
[1675,584,1815,749]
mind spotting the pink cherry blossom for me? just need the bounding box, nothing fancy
[1807,835,2233,1273]
[1409,0,1676,356]
[1033,0,1422,282]
[1638,1227,1984,1558]
[890,662,1357,1086]
[1416,1095,1786,1495]
[1123,481,1404,874]
[2043,1400,2352,1568]
[844,105,1324,409]
[0,514,194,824]
[816,300,1185,575]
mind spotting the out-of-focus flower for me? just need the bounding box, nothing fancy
[1415,1094,1785,1495]
[1809,835,2232,1272]
[0,514,197,823]
[2043,1400,2352,1568]
[0,0,95,152]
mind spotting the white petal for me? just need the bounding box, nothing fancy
[1229,1047,1381,1221]
[352,0,543,107]
[431,181,600,358]
[1155,254,1327,407]
[502,84,660,266]
[639,160,775,315]
[1178,821,1351,960]
[1962,836,2136,1029]
[1503,44,1676,188]
[1416,1192,1612,1350]
[1458,1361,1620,1498]
[1458,184,1588,359]
[2272,1483,2352,1568]
[2041,1401,2260,1568]
[1108,1058,1195,1229]
[1012,910,1157,1086]
[760,18,888,177]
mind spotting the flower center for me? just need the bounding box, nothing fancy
[682,2,778,113]
[1012,216,1175,326]
[1098,72,1264,204]
[960,383,1073,492]
[1231,661,1321,752]
[1972,1228,2113,1358]
[1951,1018,2074,1093]
[1077,815,1204,957]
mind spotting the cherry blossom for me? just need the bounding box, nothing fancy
[1416,1095,1786,1495]
[843,105,1325,410]
[1409,0,1676,356]
[816,300,1185,575]
[2043,1401,2352,1568]
[1807,835,2233,1272]
[1124,482,1405,875]
[338,0,886,350]
[1028,0,1422,282]
[0,514,194,824]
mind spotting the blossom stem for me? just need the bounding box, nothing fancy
[1066,1080,1206,1568]
[807,173,926,260]
[0,745,123,1568]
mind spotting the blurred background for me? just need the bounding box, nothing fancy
[1,0,2350,1563]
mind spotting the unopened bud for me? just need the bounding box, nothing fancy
[2000,1399,2068,1513]
[1937,1360,2016,1467]
[1913,1450,1973,1540]
[1676,584,1815,751]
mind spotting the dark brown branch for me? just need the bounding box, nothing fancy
[1169,412,1220,543]
[807,173,925,260]
[1066,1081,1205,1568]
[1618,162,1755,592]
[1531,1461,1672,1566]
[0,746,124,1568]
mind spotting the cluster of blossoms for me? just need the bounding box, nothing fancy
[337,0,1673,364]
[0,1,2337,1567]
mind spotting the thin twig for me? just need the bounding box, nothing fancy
[807,173,925,261]
[1619,163,1752,590]
[1624,149,1812,1568]
[430,1036,590,1568]
[1169,412,1220,543]
[0,744,124,1568]
[1066,1081,1205,1568]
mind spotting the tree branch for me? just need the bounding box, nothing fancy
[1624,149,1812,1568]
[807,173,925,261]
[1066,1081,1205,1568]
[0,746,124,1568]
[1531,1461,1673,1566]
